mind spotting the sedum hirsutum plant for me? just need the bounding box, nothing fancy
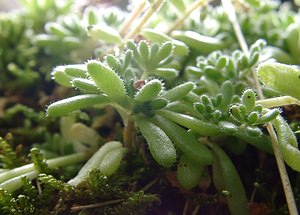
[195,0,300,64]
[32,4,128,75]
[18,0,74,31]
[34,9,96,63]
[1,0,300,214]
[0,13,39,93]
[46,40,289,214]
[0,0,83,94]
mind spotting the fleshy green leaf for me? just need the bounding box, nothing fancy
[99,147,127,176]
[134,79,162,102]
[272,115,300,171]
[51,67,72,87]
[177,155,204,190]
[162,82,195,102]
[172,30,225,54]
[87,60,127,101]
[135,116,176,167]
[257,63,300,100]
[47,94,111,117]
[210,144,248,215]
[87,24,122,44]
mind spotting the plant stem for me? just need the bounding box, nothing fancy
[256,96,300,108]
[191,205,200,215]
[47,152,88,168]
[0,163,36,184]
[0,152,88,185]
[166,0,210,35]
[0,170,39,193]
[0,169,8,174]
[124,0,165,40]
[265,122,299,214]
[119,0,147,36]
[141,176,160,191]
[223,0,298,213]
[123,119,136,151]
[221,0,248,53]
[182,200,189,215]
[0,152,89,193]
[70,199,124,211]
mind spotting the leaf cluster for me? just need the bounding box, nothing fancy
[197,0,300,63]
[19,0,74,31]
[47,38,282,187]
[48,40,180,118]
[34,13,95,63]
[187,39,265,93]
[0,14,39,93]
[127,40,179,79]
